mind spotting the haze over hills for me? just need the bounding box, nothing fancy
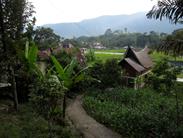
[43,12,182,38]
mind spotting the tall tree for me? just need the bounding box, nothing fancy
[0,0,35,110]
[147,0,183,57]
[147,0,183,24]
[34,27,61,50]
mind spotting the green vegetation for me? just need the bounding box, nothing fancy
[151,51,183,62]
[86,59,122,89]
[83,88,183,138]
[77,30,162,49]
[0,0,183,138]
[0,103,74,138]
[95,53,122,62]
[34,27,61,50]
[95,49,125,53]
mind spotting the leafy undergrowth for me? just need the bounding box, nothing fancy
[83,88,183,138]
[0,101,76,138]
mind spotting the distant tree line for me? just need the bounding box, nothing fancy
[76,29,168,49]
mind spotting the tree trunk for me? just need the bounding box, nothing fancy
[10,66,18,111]
[63,94,66,119]
[175,89,179,128]
[0,0,7,54]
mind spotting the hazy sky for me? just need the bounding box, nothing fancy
[29,0,158,25]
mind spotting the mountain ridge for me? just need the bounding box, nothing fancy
[43,12,182,38]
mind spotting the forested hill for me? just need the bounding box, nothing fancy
[43,12,182,38]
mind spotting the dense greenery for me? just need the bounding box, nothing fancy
[147,0,183,57]
[76,30,164,49]
[158,29,183,57]
[146,59,181,94]
[86,59,122,89]
[34,27,61,50]
[0,103,75,138]
[147,0,183,24]
[83,88,183,138]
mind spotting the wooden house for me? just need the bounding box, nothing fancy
[119,46,153,89]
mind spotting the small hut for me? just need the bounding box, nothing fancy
[119,46,153,89]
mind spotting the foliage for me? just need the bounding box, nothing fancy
[25,44,66,137]
[87,59,122,89]
[95,49,125,53]
[150,51,183,62]
[85,49,96,62]
[0,104,75,138]
[95,53,122,62]
[146,59,181,94]
[24,41,44,80]
[54,50,73,68]
[0,0,35,57]
[158,29,183,57]
[51,56,89,118]
[77,30,163,49]
[83,88,183,138]
[0,0,35,110]
[147,0,183,57]
[34,27,61,50]
[30,75,65,119]
[147,0,183,24]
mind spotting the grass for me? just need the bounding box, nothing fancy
[94,53,122,62]
[178,74,183,78]
[95,49,126,53]
[151,51,183,62]
[0,101,76,138]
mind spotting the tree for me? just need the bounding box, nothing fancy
[104,28,113,36]
[146,59,180,94]
[147,0,183,24]
[34,27,61,50]
[0,0,35,110]
[147,0,183,57]
[158,29,183,56]
[51,56,88,119]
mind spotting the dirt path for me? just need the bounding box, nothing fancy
[66,95,122,138]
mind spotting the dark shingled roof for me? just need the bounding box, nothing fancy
[124,58,145,73]
[135,50,153,69]
[119,46,153,75]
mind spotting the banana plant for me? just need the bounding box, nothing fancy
[24,41,44,80]
[51,55,89,118]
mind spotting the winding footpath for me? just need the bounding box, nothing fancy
[66,95,122,138]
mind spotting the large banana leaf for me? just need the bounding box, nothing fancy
[64,58,77,79]
[51,55,68,82]
[28,44,38,64]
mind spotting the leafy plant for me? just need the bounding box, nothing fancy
[146,59,181,94]
[51,56,89,118]
[83,88,183,137]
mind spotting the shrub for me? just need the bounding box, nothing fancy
[29,75,65,120]
[87,59,122,89]
[83,88,183,137]
[146,59,181,94]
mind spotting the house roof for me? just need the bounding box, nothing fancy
[135,50,153,69]
[123,46,153,69]
[123,58,145,73]
[119,46,153,75]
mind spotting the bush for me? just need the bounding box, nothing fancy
[0,104,74,138]
[87,59,122,89]
[146,59,181,94]
[29,75,65,119]
[83,88,183,137]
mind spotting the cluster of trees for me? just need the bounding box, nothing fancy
[76,29,165,49]
[147,0,183,56]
